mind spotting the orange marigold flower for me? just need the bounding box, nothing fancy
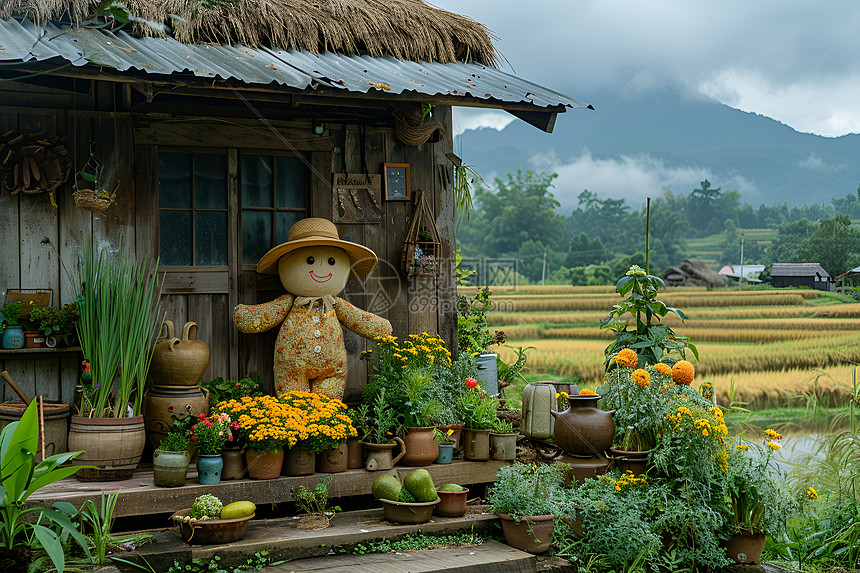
[579,389,598,396]
[654,363,672,376]
[632,368,651,388]
[614,348,638,368]
[672,360,695,385]
[764,428,783,440]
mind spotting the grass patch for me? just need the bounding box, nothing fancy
[332,531,488,555]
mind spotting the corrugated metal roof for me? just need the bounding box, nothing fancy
[0,17,588,111]
[770,263,830,278]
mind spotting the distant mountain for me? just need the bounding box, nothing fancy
[455,86,860,212]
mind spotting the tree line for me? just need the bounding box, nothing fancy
[455,170,860,284]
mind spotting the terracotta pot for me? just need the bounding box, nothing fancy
[68,415,146,481]
[171,508,253,545]
[725,532,766,564]
[346,437,363,469]
[153,449,190,487]
[0,401,69,462]
[462,428,491,461]
[551,395,614,456]
[23,331,46,348]
[363,438,406,471]
[246,447,284,480]
[490,432,518,461]
[149,321,211,386]
[400,426,439,467]
[142,385,210,449]
[283,446,315,476]
[609,447,650,475]
[497,513,555,554]
[435,487,469,517]
[317,443,348,473]
[380,498,440,525]
[222,448,247,480]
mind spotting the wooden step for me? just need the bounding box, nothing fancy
[125,507,504,571]
[265,540,535,572]
[27,460,508,518]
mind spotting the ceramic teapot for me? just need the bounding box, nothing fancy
[551,395,615,456]
[150,321,211,386]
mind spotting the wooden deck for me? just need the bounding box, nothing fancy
[27,460,508,518]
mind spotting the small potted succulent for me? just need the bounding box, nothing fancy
[153,430,190,487]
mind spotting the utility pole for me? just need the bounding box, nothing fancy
[739,233,745,284]
[541,251,547,285]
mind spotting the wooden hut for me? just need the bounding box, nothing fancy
[661,260,728,289]
[770,263,833,291]
[0,0,590,402]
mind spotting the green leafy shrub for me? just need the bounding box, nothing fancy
[487,462,566,520]
[189,494,222,520]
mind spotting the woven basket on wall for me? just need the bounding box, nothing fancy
[391,103,445,147]
[73,188,113,215]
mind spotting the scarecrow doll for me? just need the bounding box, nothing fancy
[234,218,392,399]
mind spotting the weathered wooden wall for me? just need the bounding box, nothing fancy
[0,79,457,405]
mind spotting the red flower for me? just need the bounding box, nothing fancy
[198,412,206,419]
[500,381,509,387]
[190,436,195,441]
[465,378,478,389]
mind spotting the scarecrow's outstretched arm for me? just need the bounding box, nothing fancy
[234,294,294,333]
[334,297,392,339]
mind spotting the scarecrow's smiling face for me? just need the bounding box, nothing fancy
[278,246,350,297]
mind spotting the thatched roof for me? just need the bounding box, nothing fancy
[661,259,728,289]
[1,0,500,66]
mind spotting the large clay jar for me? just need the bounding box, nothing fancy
[153,449,190,487]
[149,321,211,387]
[551,395,615,456]
[399,427,439,467]
[142,385,210,448]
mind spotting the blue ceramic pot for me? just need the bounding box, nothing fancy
[435,442,454,464]
[2,325,24,349]
[196,454,223,485]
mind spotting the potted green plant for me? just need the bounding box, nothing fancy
[1,300,23,349]
[490,417,517,461]
[291,475,341,530]
[433,427,455,464]
[68,241,163,481]
[29,303,78,348]
[724,432,797,564]
[153,430,190,487]
[400,368,444,467]
[360,388,406,471]
[488,462,566,554]
[0,401,92,572]
[458,377,500,461]
[457,286,506,395]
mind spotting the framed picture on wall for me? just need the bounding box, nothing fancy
[383,163,410,201]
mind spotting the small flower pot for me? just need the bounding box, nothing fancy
[23,331,46,348]
[435,442,454,464]
[609,447,650,476]
[435,487,469,517]
[221,448,246,480]
[347,437,363,469]
[380,498,440,525]
[196,454,223,485]
[1,325,24,349]
[317,443,348,473]
[497,513,555,554]
[725,532,766,563]
[246,447,284,480]
[462,428,491,461]
[283,447,315,476]
[363,438,406,471]
[153,449,190,487]
[490,432,518,461]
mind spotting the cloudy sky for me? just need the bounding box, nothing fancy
[433,0,860,138]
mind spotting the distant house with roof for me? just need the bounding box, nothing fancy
[661,259,728,289]
[769,263,834,291]
[718,264,765,283]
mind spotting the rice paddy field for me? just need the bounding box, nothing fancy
[473,285,860,410]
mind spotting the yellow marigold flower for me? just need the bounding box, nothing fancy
[672,360,695,385]
[677,406,692,417]
[716,449,728,473]
[632,368,651,387]
[654,363,672,376]
[807,487,818,500]
[579,389,598,396]
[766,441,781,450]
[614,348,638,368]
[765,428,783,440]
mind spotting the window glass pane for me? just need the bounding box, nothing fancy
[196,212,228,266]
[158,152,192,209]
[159,211,192,266]
[242,211,272,264]
[195,153,227,209]
[241,155,273,208]
[275,156,307,209]
[276,211,304,244]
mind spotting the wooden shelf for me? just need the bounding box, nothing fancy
[0,346,82,356]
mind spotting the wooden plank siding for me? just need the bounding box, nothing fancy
[0,81,456,406]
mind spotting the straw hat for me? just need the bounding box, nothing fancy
[256,218,378,279]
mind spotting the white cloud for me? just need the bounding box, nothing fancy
[451,109,516,136]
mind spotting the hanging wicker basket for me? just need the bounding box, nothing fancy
[401,191,442,278]
[391,103,445,147]
[73,188,113,215]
